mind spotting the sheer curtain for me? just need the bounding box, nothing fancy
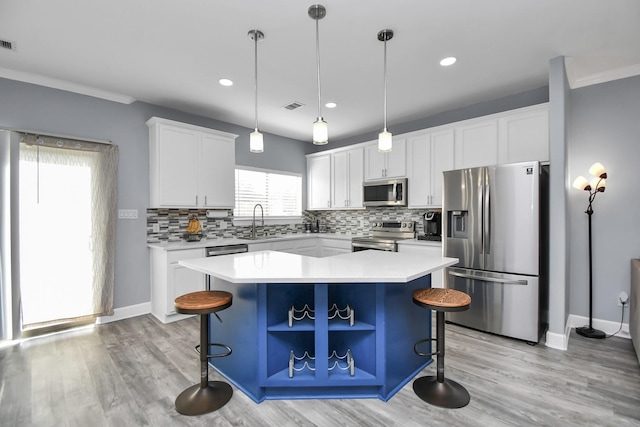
[19,134,118,328]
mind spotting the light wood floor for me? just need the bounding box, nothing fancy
[1,314,639,427]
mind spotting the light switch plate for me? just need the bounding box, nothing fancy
[118,209,138,219]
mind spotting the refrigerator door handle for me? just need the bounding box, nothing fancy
[448,270,527,285]
[484,183,491,255]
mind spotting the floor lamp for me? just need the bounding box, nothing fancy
[572,162,608,339]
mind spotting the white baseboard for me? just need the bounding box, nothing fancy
[545,326,570,351]
[95,302,151,324]
[567,314,630,340]
[545,314,629,351]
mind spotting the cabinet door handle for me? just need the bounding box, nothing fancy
[195,195,198,205]
[204,196,208,205]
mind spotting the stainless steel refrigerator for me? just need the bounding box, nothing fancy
[443,161,548,343]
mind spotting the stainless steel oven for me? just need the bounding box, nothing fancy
[351,221,415,252]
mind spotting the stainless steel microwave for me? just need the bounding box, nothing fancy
[363,178,407,207]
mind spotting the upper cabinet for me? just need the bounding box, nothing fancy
[454,103,549,169]
[305,104,548,211]
[454,119,499,169]
[307,146,364,210]
[307,153,331,210]
[147,117,237,208]
[406,129,454,208]
[331,146,364,209]
[497,105,549,164]
[364,138,406,181]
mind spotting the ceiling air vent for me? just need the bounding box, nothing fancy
[0,39,16,51]
[283,101,304,111]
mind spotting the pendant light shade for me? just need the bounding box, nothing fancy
[248,29,264,153]
[309,4,328,145]
[378,29,393,152]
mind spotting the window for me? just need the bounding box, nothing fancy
[234,167,302,220]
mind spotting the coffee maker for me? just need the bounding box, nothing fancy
[419,210,442,241]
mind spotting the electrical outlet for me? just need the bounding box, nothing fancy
[618,291,629,306]
[152,223,160,233]
[218,220,227,229]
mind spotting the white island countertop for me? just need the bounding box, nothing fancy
[179,250,458,284]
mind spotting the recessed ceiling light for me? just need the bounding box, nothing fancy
[219,78,234,86]
[440,57,457,67]
[325,102,337,109]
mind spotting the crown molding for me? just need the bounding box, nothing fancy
[0,66,135,104]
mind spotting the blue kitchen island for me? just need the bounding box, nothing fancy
[179,250,458,403]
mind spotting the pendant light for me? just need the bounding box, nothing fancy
[378,29,393,152]
[248,29,264,153]
[309,4,328,145]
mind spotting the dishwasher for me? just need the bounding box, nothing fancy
[205,244,248,290]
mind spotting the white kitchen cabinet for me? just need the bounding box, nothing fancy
[150,247,206,323]
[397,243,443,288]
[318,237,352,257]
[498,104,549,164]
[248,241,273,252]
[406,129,454,208]
[147,117,237,208]
[272,238,318,255]
[364,138,406,180]
[331,146,364,209]
[454,119,498,169]
[307,154,331,210]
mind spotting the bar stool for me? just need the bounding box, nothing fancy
[412,288,471,409]
[174,290,233,416]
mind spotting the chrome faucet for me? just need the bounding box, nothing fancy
[252,203,264,239]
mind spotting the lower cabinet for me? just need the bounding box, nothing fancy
[249,237,351,257]
[150,247,206,323]
[249,238,319,255]
[317,237,352,257]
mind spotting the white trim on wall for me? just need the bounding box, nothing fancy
[96,302,151,324]
[567,314,630,340]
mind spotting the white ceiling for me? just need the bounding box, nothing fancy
[1,0,639,143]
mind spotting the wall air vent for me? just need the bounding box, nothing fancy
[0,39,16,51]
[283,101,304,111]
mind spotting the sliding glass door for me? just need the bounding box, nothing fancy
[18,135,117,330]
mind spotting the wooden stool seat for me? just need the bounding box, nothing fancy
[175,290,232,315]
[413,288,471,312]
[174,290,233,416]
[412,287,471,409]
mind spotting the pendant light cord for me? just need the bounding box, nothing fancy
[254,33,259,130]
[315,17,322,119]
[383,37,388,130]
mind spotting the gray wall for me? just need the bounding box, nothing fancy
[568,74,640,323]
[0,77,309,310]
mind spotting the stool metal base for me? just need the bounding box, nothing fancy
[413,376,470,409]
[175,381,233,416]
